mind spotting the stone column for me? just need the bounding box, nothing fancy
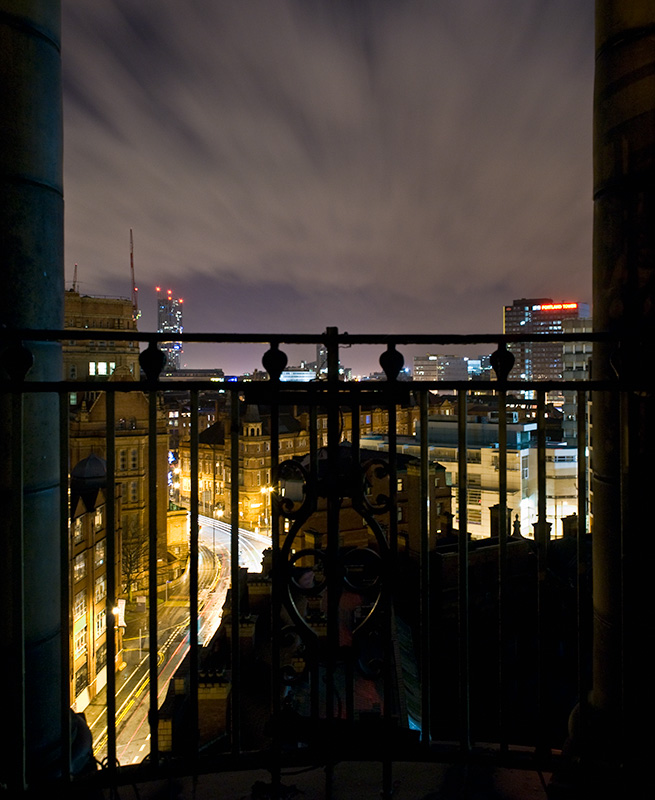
[592,0,655,780]
[0,0,64,788]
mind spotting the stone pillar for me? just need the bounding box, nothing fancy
[0,0,64,788]
[592,0,655,780]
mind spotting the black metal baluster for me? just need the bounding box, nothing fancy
[325,328,340,800]
[490,340,515,757]
[419,389,431,747]
[139,341,165,765]
[457,389,471,755]
[379,341,403,800]
[576,389,589,750]
[189,390,200,766]
[346,399,360,726]
[383,395,398,799]
[263,341,285,798]
[308,403,320,723]
[534,389,550,759]
[230,390,241,754]
[105,391,118,774]
[498,388,508,756]
[147,388,160,764]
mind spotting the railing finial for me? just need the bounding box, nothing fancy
[262,341,287,381]
[379,342,404,381]
[490,342,515,383]
[139,342,166,381]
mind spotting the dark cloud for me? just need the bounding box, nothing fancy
[63,0,595,374]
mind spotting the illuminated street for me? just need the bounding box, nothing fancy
[87,518,270,765]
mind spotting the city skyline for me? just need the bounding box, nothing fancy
[63,1,594,374]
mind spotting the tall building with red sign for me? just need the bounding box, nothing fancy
[503,298,590,381]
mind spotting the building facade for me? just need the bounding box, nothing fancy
[63,290,140,380]
[503,298,590,381]
[69,382,170,596]
[69,455,124,713]
[561,316,593,446]
[362,408,579,539]
[413,354,469,382]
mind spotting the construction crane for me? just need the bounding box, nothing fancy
[130,229,141,321]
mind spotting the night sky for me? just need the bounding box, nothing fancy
[63,1,595,375]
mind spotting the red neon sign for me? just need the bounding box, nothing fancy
[540,303,578,311]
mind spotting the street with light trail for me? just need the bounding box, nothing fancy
[87,518,270,765]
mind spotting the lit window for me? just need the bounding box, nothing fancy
[95,539,105,568]
[110,362,116,373]
[74,589,86,620]
[96,608,106,637]
[74,625,87,656]
[73,552,86,582]
[95,574,106,603]
[94,507,104,532]
[88,362,96,376]
[72,517,83,545]
[97,362,108,376]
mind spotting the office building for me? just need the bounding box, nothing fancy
[157,287,184,371]
[64,290,140,380]
[562,316,593,446]
[503,299,590,381]
[413,354,469,382]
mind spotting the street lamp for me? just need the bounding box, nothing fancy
[213,507,224,568]
[261,485,273,535]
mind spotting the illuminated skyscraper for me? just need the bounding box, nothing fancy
[157,287,183,371]
[503,298,590,381]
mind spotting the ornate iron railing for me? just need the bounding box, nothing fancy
[0,327,632,797]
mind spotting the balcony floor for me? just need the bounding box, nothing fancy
[103,761,550,799]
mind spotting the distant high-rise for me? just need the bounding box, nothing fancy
[503,298,590,381]
[413,354,469,381]
[316,344,328,377]
[157,287,183,371]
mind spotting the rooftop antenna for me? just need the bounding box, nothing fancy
[72,263,78,292]
[130,229,141,321]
